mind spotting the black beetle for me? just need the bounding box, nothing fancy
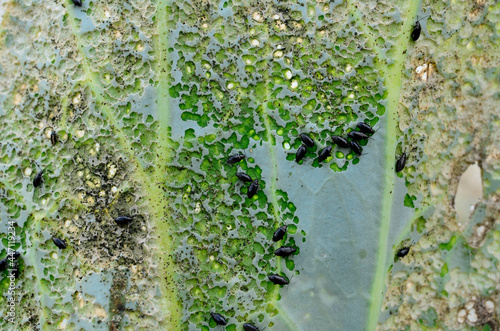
[411,21,421,41]
[52,237,67,249]
[50,131,58,145]
[72,0,82,6]
[395,153,407,173]
[247,179,259,198]
[348,131,370,141]
[331,135,349,148]
[115,216,133,225]
[236,172,253,183]
[357,122,375,134]
[33,170,44,188]
[268,274,289,285]
[12,251,21,259]
[396,246,411,258]
[411,16,429,41]
[299,133,314,147]
[272,225,288,242]
[210,312,227,326]
[0,258,7,271]
[274,246,296,257]
[349,141,363,155]
[226,154,245,165]
[318,146,332,162]
[295,145,307,163]
[243,323,259,331]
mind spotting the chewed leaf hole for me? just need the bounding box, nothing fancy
[454,162,483,227]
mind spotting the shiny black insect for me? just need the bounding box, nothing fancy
[50,130,58,145]
[115,216,133,225]
[247,179,259,198]
[52,237,67,249]
[318,146,332,162]
[411,16,429,41]
[331,135,349,148]
[72,0,82,6]
[349,140,363,155]
[395,153,407,173]
[33,170,44,188]
[243,323,259,331]
[0,258,7,271]
[295,145,307,163]
[357,122,375,135]
[268,274,289,285]
[299,133,314,147]
[210,312,227,326]
[226,154,245,165]
[272,225,288,242]
[411,21,422,41]
[274,246,297,257]
[348,131,370,141]
[396,246,411,258]
[236,172,253,183]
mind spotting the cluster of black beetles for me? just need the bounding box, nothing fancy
[211,155,296,329]
[216,118,413,328]
[295,122,376,164]
[291,12,426,166]
[295,119,409,173]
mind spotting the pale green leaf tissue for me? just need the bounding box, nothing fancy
[0,0,499,330]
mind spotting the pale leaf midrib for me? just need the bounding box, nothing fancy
[366,1,420,329]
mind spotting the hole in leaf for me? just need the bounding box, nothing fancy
[454,162,483,227]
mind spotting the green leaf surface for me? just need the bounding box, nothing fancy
[0,0,498,330]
